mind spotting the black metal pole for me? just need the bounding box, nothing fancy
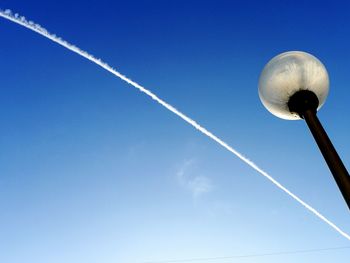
[302,109,350,209]
[288,90,350,210]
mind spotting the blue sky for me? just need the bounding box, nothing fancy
[1,0,350,262]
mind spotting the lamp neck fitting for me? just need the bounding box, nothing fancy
[288,90,319,118]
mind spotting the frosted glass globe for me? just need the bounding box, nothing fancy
[258,51,329,120]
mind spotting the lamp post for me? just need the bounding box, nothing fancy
[258,51,350,210]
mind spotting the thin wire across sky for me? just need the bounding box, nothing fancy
[143,246,350,263]
[0,8,349,241]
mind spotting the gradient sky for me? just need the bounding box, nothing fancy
[1,1,350,262]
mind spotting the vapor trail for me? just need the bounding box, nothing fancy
[1,9,349,241]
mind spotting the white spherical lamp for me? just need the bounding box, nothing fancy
[258,51,329,120]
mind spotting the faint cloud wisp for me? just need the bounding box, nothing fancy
[176,159,212,200]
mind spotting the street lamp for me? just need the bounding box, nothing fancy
[259,51,350,210]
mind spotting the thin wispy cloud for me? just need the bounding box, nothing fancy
[176,159,212,200]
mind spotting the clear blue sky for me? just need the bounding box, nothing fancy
[1,1,350,262]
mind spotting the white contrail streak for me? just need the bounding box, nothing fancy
[1,9,349,241]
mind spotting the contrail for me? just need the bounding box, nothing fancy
[1,9,349,241]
